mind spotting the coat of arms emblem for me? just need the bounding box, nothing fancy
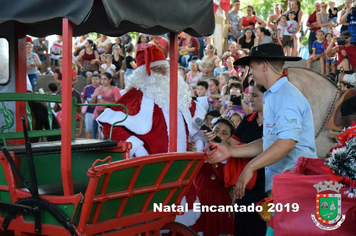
[311,181,346,230]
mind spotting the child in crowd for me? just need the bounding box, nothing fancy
[195,81,209,111]
[99,54,106,66]
[207,78,221,111]
[100,54,116,77]
[219,72,230,96]
[228,75,240,85]
[307,30,326,74]
[213,57,226,76]
[283,11,298,56]
[191,117,235,236]
[226,56,238,77]
[277,14,288,52]
[81,72,101,139]
[323,32,337,77]
[204,110,221,129]
[229,112,243,129]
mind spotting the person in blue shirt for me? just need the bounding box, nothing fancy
[341,4,356,46]
[206,43,317,199]
[306,30,326,74]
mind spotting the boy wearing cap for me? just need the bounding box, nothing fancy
[206,43,317,198]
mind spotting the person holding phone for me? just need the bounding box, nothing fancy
[325,31,356,81]
[220,81,252,118]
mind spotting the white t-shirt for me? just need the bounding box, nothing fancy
[50,40,63,60]
[74,37,88,48]
[101,63,116,75]
[277,24,285,38]
[284,20,298,36]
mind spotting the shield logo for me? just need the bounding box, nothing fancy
[316,193,342,225]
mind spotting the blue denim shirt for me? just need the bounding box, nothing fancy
[263,76,317,191]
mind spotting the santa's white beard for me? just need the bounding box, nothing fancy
[126,66,192,112]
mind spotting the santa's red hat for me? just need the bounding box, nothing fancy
[136,45,168,76]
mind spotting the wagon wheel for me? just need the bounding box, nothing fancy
[160,222,198,236]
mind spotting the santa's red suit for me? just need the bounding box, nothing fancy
[97,87,206,157]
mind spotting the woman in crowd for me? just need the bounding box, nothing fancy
[339,0,352,33]
[204,79,267,236]
[112,45,125,88]
[238,5,266,32]
[112,37,124,55]
[238,28,255,50]
[26,42,42,90]
[90,72,121,139]
[124,42,137,79]
[199,44,218,81]
[284,0,304,56]
[222,42,239,69]
[186,61,201,88]
[254,27,273,46]
[178,32,199,68]
[136,34,149,53]
[220,81,251,118]
[96,34,113,55]
[54,57,78,90]
[76,39,100,84]
[73,34,89,57]
[267,3,283,30]
[317,1,337,34]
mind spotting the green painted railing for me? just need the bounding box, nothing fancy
[0,93,128,146]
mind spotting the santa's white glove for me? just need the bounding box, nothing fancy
[126,136,148,158]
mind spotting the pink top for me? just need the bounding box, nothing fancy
[187,71,201,87]
[93,86,121,119]
[138,43,149,51]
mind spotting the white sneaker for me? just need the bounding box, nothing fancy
[46,70,54,75]
[36,71,41,75]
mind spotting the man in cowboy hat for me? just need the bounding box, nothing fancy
[96,45,206,157]
[207,43,317,198]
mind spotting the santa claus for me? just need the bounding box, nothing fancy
[97,45,206,157]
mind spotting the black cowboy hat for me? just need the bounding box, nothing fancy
[234,43,301,66]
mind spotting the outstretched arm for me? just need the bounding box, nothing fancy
[235,138,295,199]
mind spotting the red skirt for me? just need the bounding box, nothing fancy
[191,163,234,236]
